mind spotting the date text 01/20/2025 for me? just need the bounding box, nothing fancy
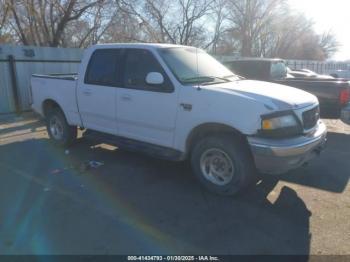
[127,256,219,261]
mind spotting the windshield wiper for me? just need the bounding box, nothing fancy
[182,75,233,85]
[182,76,215,83]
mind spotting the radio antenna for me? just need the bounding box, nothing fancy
[196,47,201,90]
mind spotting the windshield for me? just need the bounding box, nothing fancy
[271,61,287,79]
[158,47,238,85]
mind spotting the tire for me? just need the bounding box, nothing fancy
[190,134,257,196]
[46,108,77,147]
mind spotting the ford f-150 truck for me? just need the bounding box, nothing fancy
[31,44,327,195]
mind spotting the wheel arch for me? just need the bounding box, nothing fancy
[185,123,249,157]
[42,99,63,118]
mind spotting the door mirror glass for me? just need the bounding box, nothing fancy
[146,72,164,85]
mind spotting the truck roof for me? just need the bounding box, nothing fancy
[226,57,284,63]
[90,43,190,50]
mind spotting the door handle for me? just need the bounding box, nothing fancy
[83,89,92,96]
[121,94,132,101]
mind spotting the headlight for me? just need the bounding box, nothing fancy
[259,113,302,138]
[262,115,297,130]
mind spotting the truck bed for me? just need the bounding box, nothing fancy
[31,73,81,126]
[275,78,350,118]
[223,60,350,119]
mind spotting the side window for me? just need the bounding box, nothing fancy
[255,62,269,79]
[248,62,261,79]
[230,62,246,76]
[239,61,266,80]
[85,49,121,86]
[228,61,248,78]
[123,49,173,92]
[243,62,256,78]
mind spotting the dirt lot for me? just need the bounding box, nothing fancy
[0,113,349,255]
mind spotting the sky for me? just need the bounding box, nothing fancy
[289,0,350,61]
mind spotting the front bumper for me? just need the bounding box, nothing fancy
[341,103,350,125]
[248,121,327,174]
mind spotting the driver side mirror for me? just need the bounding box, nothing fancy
[146,72,164,85]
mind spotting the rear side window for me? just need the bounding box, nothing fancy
[85,49,121,86]
[123,49,173,92]
[230,61,268,80]
[226,62,245,76]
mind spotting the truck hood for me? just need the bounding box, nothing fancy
[209,80,318,110]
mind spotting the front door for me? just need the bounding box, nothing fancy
[116,48,178,148]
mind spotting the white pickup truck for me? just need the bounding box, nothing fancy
[31,43,327,195]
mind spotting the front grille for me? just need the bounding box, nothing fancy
[302,106,320,130]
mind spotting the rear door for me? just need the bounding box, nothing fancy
[116,48,178,147]
[77,49,122,134]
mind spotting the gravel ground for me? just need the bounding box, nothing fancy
[0,113,349,255]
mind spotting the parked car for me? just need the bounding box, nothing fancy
[288,68,334,79]
[224,58,350,119]
[31,44,327,195]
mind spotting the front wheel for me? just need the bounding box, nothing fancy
[46,108,77,147]
[191,134,257,195]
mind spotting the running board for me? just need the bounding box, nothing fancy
[82,130,185,161]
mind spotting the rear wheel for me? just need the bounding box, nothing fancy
[46,108,77,147]
[191,134,257,195]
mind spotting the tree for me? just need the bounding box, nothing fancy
[226,0,285,56]
[0,0,9,32]
[115,0,213,46]
[318,30,339,60]
[259,8,315,58]
[6,0,103,47]
[102,8,145,43]
[0,0,339,60]
[220,0,338,60]
[205,0,230,54]
[63,0,116,48]
[0,0,12,43]
[256,7,339,60]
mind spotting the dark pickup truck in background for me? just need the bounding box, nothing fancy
[224,58,350,122]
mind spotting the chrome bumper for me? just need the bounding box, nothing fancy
[248,121,327,174]
[341,103,350,125]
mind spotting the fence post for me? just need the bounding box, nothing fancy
[8,55,21,114]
